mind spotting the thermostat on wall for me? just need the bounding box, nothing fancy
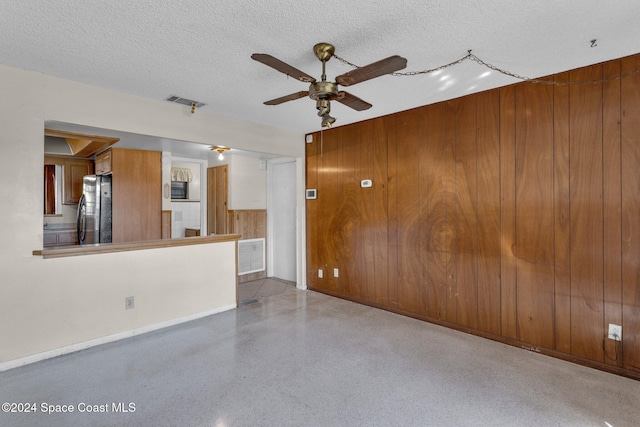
[361,179,373,188]
[306,189,317,199]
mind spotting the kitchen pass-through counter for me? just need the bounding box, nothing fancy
[34,234,240,259]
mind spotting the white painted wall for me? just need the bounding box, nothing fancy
[228,155,267,210]
[0,64,303,367]
[267,159,297,282]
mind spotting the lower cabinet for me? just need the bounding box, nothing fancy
[185,228,201,237]
[43,229,78,247]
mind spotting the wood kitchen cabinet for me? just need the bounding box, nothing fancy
[43,229,78,247]
[107,148,162,243]
[63,158,94,204]
[184,227,200,237]
[94,150,112,175]
[44,156,94,205]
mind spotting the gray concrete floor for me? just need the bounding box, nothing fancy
[1,286,639,427]
[237,277,294,305]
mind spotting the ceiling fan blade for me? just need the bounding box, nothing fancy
[336,91,372,111]
[251,53,316,83]
[335,55,407,86]
[264,91,309,106]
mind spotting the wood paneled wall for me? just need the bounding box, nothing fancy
[306,53,640,379]
[230,209,267,283]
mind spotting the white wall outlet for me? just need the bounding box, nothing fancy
[608,324,622,341]
[361,179,373,188]
[333,268,339,278]
[306,134,313,143]
[125,296,135,310]
[318,269,323,278]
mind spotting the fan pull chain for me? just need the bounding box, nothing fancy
[334,50,640,86]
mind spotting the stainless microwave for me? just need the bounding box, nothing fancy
[171,181,188,200]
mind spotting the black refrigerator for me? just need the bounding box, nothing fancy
[77,175,112,245]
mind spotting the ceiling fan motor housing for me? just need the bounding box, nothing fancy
[252,42,406,128]
[309,81,339,101]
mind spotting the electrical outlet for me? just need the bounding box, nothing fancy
[333,268,339,278]
[608,324,622,341]
[318,269,323,278]
[125,296,135,310]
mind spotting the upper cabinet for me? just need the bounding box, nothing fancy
[63,158,94,204]
[44,156,94,205]
[95,150,112,175]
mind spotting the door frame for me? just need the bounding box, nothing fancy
[266,156,307,290]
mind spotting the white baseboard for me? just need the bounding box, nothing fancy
[0,304,236,372]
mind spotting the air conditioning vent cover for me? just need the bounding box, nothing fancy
[238,238,265,275]
[164,95,206,108]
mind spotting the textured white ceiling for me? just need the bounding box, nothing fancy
[2,0,640,134]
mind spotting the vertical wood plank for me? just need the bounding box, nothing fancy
[340,124,360,298]
[356,121,372,301]
[452,96,478,329]
[444,101,458,323]
[356,121,371,301]
[387,116,399,308]
[553,72,572,354]
[621,55,640,372]
[418,109,430,314]
[320,128,341,294]
[426,103,450,320]
[500,86,518,339]
[602,60,623,367]
[476,89,502,335]
[569,64,604,361]
[396,107,425,314]
[161,210,172,239]
[371,117,390,306]
[515,82,555,349]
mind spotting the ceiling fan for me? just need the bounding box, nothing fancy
[251,43,407,128]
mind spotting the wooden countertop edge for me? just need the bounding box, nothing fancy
[33,234,242,259]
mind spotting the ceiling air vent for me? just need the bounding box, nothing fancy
[164,95,206,108]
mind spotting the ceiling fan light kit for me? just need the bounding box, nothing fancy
[252,42,407,128]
